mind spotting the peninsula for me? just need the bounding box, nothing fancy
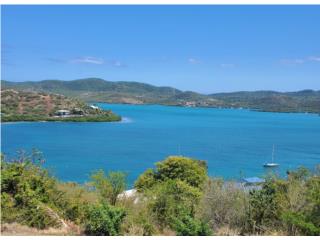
[0,89,121,122]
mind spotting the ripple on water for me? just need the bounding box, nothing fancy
[120,117,133,123]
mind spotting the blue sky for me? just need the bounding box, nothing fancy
[2,5,320,93]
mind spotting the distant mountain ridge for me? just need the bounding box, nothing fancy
[2,78,320,113]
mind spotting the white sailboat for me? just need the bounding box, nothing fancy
[263,144,279,167]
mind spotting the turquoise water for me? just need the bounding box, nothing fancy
[1,104,320,186]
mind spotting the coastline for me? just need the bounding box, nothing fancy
[0,114,122,123]
[95,102,320,116]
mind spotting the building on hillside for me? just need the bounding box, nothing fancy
[239,177,265,191]
[184,101,196,107]
[55,109,70,116]
[90,105,99,110]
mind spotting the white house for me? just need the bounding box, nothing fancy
[56,109,70,116]
[90,105,99,110]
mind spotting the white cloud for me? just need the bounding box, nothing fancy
[281,55,320,65]
[71,56,104,65]
[308,56,320,62]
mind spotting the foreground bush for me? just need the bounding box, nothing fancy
[173,213,212,236]
[84,203,126,236]
[199,179,247,232]
[1,151,70,229]
[134,156,211,235]
[242,167,320,235]
[1,150,319,236]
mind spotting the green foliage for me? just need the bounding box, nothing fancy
[147,180,201,227]
[134,168,155,191]
[1,113,121,122]
[18,201,61,229]
[84,203,126,236]
[281,211,320,236]
[242,167,320,235]
[135,156,208,234]
[2,149,319,236]
[1,114,48,122]
[173,213,212,236]
[1,150,69,229]
[244,179,280,233]
[135,156,208,191]
[90,170,127,205]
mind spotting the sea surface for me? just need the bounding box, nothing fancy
[2,104,320,186]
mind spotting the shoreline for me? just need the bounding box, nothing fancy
[0,116,130,124]
[95,102,320,115]
[1,105,319,124]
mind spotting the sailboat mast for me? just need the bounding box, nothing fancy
[272,144,275,163]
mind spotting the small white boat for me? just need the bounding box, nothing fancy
[263,145,279,168]
[263,163,279,167]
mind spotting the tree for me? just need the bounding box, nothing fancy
[134,156,209,234]
[90,170,127,205]
[147,179,202,228]
[135,156,208,191]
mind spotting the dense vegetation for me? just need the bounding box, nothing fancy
[1,151,319,236]
[2,79,320,113]
[0,89,121,122]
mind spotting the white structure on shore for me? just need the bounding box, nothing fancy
[56,109,70,116]
[118,189,139,204]
[90,105,99,110]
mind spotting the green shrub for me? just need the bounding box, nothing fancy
[84,203,126,236]
[1,151,71,229]
[146,179,202,230]
[242,167,320,235]
[173,213,212,236]
[281,211,320,235]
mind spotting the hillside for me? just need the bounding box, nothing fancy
[210,90,320,113]
[1,78,182,104]
[0,89,121,122]
[2,79,320,113]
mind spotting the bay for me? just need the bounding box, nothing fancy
[2,104,320,186]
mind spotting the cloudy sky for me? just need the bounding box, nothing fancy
[2,5,320,93]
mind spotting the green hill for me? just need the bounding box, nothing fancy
[2,79,320,113]
[0,89,121,122]
[1,78,182,104]
[210,90,320,113]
